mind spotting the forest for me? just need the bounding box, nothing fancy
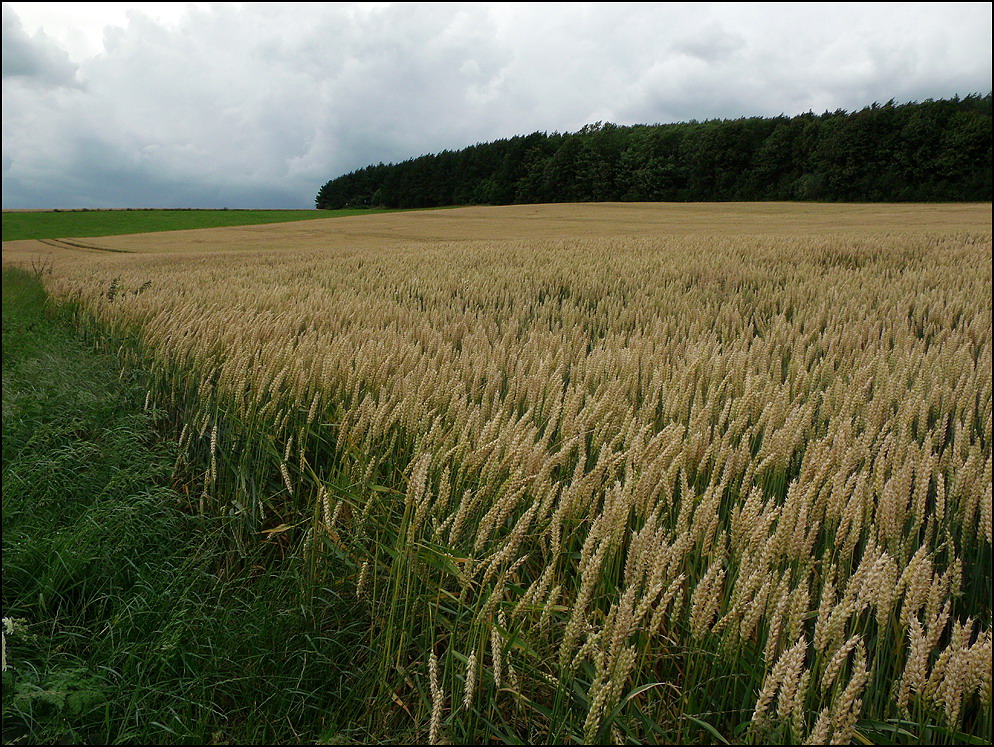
[315,95,992,209]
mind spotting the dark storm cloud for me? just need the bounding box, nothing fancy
[2,2,991,209]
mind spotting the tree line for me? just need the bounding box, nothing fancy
[315,94,992,209]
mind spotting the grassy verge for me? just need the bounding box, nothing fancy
[1,208,413,241]
[1,267,367,745]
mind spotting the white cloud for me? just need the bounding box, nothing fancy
[2,2,991,208]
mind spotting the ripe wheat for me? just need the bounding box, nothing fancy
[6,205,990,743]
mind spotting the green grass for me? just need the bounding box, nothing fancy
[1,267,368,744]
[1,208,410,241]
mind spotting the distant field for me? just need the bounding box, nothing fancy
[0,207,411,241]
[3,202,990,259]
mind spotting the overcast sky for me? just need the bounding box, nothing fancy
[2,2,991,209]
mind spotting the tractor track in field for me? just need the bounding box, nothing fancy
[37,237,134,253]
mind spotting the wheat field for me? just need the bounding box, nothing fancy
[3,203,991,744]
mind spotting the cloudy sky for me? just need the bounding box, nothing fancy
[2,2,991,209]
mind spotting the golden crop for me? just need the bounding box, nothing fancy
[5,203,991,743]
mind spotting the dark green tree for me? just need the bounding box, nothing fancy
[315,94,992,209]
